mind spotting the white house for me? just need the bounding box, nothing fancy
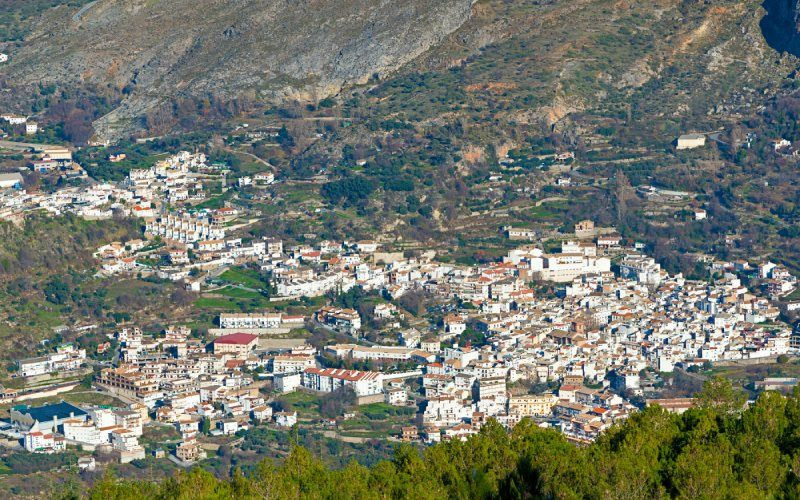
[303,367,383,397]
[274,411,297,427]
[274,372,302,393]
[218,419,239,435]
[676,134,706,150]
[385,388,408,406]
[772,138,791,151]
[0,172,24,189]
[1,113,26,125]
[251,405,273,422]
[24,429,66,453]
[254,172,275,184]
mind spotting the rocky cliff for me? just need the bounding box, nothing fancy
[3,0,476,140]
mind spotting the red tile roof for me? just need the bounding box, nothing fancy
[304,367,381,382]
[214,333,259,345]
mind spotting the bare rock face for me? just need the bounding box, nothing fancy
[6,0,476,140]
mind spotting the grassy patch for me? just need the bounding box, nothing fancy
[783,288,800,301]
[194,297,242,310]
[216,286,264,300]
[194,192,232,210]
[359,402,415,420]
[219,267,265,288]
[277,390,321,418]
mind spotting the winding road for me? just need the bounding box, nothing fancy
[72,0,98,22]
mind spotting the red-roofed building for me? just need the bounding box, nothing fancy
[224,359,245,370]
[303,367,383,397]
[212,333,258,356]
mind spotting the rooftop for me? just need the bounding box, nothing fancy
[15,401,87,422]
[213,332,259,345]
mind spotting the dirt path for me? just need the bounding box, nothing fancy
[222,147,273,169]
[535,196,567,207]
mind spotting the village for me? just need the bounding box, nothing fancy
[0,209,797,468]
[0,144,243,225]
[0,121,798,471]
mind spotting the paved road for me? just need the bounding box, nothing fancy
[72,0,98,22]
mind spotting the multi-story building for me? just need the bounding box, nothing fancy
[325,344,435,363]
[96,365,161,407]
[211,333,259,356]
[272,353,315,374]
[316,307,361,334]
[62,418,103,445]
[531,252,610,283]
[24,429,66,453]
[111,428,146,463]
[219,312,286,329]
[17,344,86,377]
[619,255,665,286]
[508,394,559,417]
[145,212,225,244]
[302,368,383,397]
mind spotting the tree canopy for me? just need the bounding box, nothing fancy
[85,379,800,499]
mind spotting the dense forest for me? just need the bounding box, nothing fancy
[80,378,800,499]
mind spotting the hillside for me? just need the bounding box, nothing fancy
[0,215,176,359]
[3,0,797,142]
[244,0,800,272]
[2,1,800,281]
[0,0,476,140]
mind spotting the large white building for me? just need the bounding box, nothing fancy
[17,344,86,377]
[531,247,610,283]
[275,272,354,298]
[272,353,315,374]
[63,418,103,445]
[302,367,383,397]
[218,312,304,330]
[676,133,706,150]
[619,255,665,286]
[24,429,65,453]
[0,173,24,189]
[145,212,225,244]
[219,312,282,329]
[422,395,473,428]
[325,344,435,363]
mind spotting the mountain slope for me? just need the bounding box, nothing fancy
[2,0,798,146]
[2,0,476,140]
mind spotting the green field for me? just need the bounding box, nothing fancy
[216,286,264,300]
[277,390,322,419]
[783,288,800,301]
[193,192,232,210]
[193,297,242,310]
[218,267,266,289]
